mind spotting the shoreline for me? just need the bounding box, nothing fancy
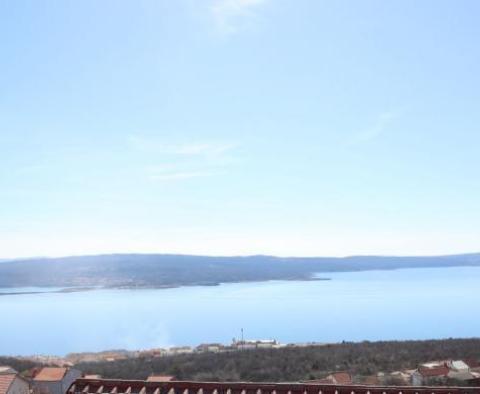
[3,263,480,295]
[0,277,332,296]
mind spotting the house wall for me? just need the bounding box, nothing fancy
[411,372,423,386]
[257,344,273,349]
[33,369,82,394]
[33,381,63,394]
[61,369,82,394]
[7,377,29,394]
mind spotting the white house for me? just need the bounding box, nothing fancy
[168,346,193,355]
[411,365,449,386]
[196,343,223,353]
[444,360,474,382]
[447,360,470,372]
[231,339,278,350]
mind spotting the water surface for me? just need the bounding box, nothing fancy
[0,266,479,356]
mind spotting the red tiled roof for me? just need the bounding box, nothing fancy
[301,379,332,384]
[34,367,67,382]
[0,374,16,394]
[304,372,352,385]
[363,375,381,385]
[146,376,175,383]
[329,372,352,384]
[466,359,480,369]
[418,366,449,377]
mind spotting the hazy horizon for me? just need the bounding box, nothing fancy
[2,250,480,261]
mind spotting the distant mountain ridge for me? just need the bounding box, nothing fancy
[0,252,479,289]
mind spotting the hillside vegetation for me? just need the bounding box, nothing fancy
[76,338,480,382]
[0,356,40,374]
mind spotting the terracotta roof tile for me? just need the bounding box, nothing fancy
[329,372,352,384]
[418,366,449,377]
[465,359,480,368]
[300,379,332,384]
[0,374,16,394]
[34,367,67,382]
[363,375,381,385]
[146,376,175,383]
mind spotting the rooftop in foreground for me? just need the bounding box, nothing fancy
[69,377,480,394]
[0,374,16,394]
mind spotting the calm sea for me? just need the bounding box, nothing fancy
[1,266,479,356]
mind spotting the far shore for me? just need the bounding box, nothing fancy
[0,277,333,296]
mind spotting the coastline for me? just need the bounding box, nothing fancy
[0,277,332,296]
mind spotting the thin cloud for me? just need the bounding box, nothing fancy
[130,136,239,182]
[350,111,400,144]
[211,0,268,35]
[149,171,216,182]
[129,136,237,157]
[169,142,236,156]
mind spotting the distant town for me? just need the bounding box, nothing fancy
[12,339,323,365]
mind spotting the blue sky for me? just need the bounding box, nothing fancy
[1,0,479,258]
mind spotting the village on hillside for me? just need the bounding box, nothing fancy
[2,353,480,394]
[13,339,298,365]
[10,339,480,388]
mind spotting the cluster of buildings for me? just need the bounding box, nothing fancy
[148,339,284,356]
[49,340,298,364]
[0,366,81,394]
[140,339,293,357]
[138,340,331,359]
[361,359,480,386]
[412,359,480,385]
[0,367,30,394]
[1,357,479,394]
[135,340,331,359]
[0,367,355,394]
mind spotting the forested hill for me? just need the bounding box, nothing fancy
[0,253,479,289]
[2,253,480,289]
[3,338,480,382]
[77,338,480,382]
